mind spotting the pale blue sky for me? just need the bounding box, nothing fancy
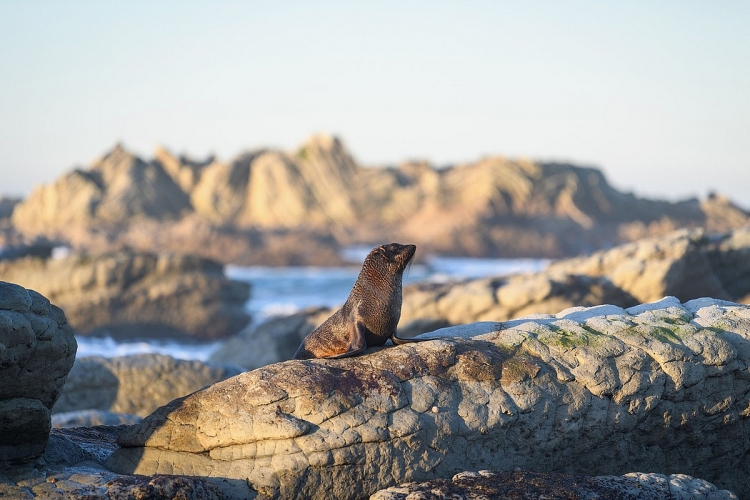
[1,1,749,208]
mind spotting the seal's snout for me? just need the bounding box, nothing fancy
[403,244,416,262]
[391,243,416,269]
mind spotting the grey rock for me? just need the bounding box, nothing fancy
[0,249,251,340]
[107,298,750,499]
[51,410,142,428]
[0,425,223,499]
[209,307,332,369]
[0,281,76,462]
[371,470,738,500]
[53,354,242,417]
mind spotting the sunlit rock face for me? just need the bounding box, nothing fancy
[9,135,749,263]
[108,297,750,499]
[12,144,190,234]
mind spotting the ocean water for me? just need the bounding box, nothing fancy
[75,254,548,361]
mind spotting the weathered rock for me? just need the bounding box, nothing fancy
[399,227,750,334]
[0,281,77,462]
[11,144,191,236]
[154,145,215,194]
[10,136,749,264]
[209,307,332,370]
[401,273,638,334]
[548,227,750,303]
[107,297,750,499]
[53,354,243,417]
[0,425,224,499]
[371,469,738,500]
[0,249,251,339]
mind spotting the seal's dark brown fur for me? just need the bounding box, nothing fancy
[293,242,425,359]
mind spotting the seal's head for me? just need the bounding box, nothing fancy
[366,242,416,276]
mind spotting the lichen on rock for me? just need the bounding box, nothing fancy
[106,297,750,499]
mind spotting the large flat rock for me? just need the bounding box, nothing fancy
[107,297,750,499]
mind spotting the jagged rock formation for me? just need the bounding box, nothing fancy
[371,470,738,500]
[0,249,251,339]
[0,281,77,462]
[9,135,749,264]
[53,354,243,417]
[107,297,750,499]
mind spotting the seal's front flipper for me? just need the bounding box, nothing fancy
[391,333,429,345]
[324,320,367,359]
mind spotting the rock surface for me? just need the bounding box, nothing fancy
[53,354,243,417]
[0,249,251,339]
[0,425,224,499]
[209,307,332,370]
[548,226,750,304]
[212,227,750,370]
[0,281,77,462]
[10,136,749,264]
[401,227,750,333]
[371,469,738,500]
[107,297,750,499]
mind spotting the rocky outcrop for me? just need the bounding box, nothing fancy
[372,470,738,500]
[10,136,749,264]
[107,297,750,499]
[11,145,191,236]
[0,249,251,339]
[209,307,332,370]
[0,281,77,462]
[53,354,242,417]
[548,226,750,304]
[400,227,750,333]
[209,227,750,371]
[0,425,224,499]
[400,273,637,334]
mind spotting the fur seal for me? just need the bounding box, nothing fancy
[293,242,426,359]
